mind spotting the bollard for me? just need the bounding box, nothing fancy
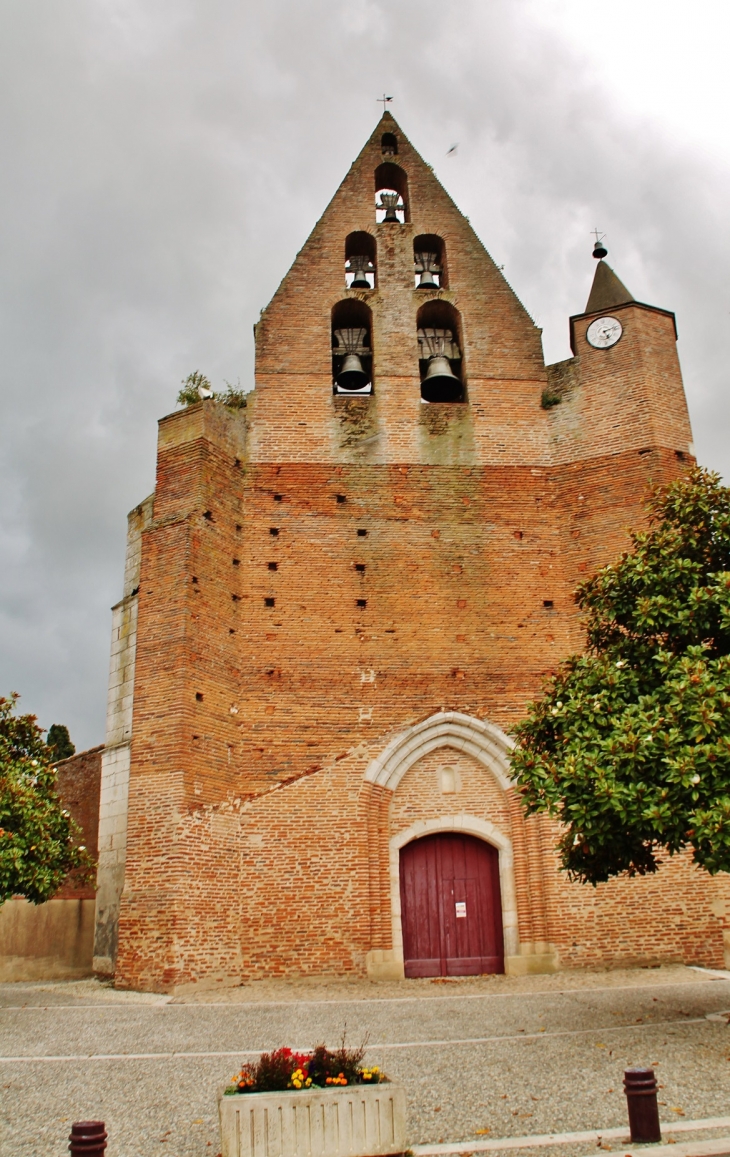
[69,1121,107,1157]
[623,1069,661,1143]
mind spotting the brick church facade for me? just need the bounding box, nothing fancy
[92,114,730,991]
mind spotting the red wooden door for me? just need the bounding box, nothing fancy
[399,833,504,978]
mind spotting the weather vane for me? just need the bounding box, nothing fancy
[378,94,393,113]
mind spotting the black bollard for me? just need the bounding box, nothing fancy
[69,1121,107,1157]
[623,1069,661,1143]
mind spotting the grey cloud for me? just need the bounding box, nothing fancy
[1,0,728,746]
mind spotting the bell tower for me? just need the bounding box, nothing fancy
[101,114,701,992]
[250,111,548,466]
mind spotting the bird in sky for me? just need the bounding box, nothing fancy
[446,143,459,156]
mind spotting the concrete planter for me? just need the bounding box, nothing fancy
[219,1082,407,1157]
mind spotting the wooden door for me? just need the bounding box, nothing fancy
[399,832,504,978]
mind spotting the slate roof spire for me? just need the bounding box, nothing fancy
[586,259,634,314]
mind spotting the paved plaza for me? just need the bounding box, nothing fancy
[1,965,730,1157]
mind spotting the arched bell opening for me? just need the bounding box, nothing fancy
[414,234,447,290]
[375,162,408,224]
[345,232,376,290]
[416,299,465,404]
[381,132,398,157]
[332,299,373,395]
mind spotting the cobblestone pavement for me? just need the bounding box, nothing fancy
[1,965,729,1157]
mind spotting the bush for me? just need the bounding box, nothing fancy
[177,372,248,410]
[177,371,212,407]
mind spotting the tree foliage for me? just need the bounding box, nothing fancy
[0,695,93,904]
[511,468,730,884]
[46,724,75,762]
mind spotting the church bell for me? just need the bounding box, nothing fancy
[347,254,374,289]
[333,326,371,391]
[421,355,463,403]
[378,192,402,223]
[592,238,608,259]
[336,353,369,391]
[414,252,441,289]
[417,267,438,289]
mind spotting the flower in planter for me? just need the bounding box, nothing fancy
[226,1041,385,1094]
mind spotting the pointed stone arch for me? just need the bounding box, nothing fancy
[364,710,515,794]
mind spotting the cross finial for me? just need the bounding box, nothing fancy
[592,228,606,246]
[378,94,393,114]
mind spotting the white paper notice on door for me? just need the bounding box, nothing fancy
[455,901,467,918]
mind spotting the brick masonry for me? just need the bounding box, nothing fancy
[101,114,730,992]
[53,745,103,900]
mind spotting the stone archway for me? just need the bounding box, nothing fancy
[362,712,521,979]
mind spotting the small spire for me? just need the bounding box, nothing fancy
[586,260,634,314]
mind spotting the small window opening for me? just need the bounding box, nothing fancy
[229,628,236,634]
[336,494,347,504]
[355,563,366,572]
[417,299,465,404]
[332,299,373,395]
[203,510,213,521]
[235,523,242,532]
[356,598,367,608]
[675,450,686,460]
[268,562,278,571]
[232,558,240,566]
[191,576,198,584]
[345,232,376,290]
[234,458,241,468]
[414,235,447,289]
[357,528,367,537]
[269,527,279,536]
[265,597,275,607]
[195,692,203,702]
[375,162,408,224]
[543,599,554,609]
[232,593,241,601]
[273,493,283,501]
[381,132,398,156]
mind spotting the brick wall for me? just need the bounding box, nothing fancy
[54,745,103,900]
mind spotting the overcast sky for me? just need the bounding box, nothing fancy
[1,0,729,749]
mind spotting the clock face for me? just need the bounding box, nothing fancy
[586,316,623,349]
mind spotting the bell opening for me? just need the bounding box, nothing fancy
[381,132,398,157]
[416,298,464,404]
[332,298,373,395]
[414,235,446,289]
[345,232,376,290]
[374,162,408,224]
